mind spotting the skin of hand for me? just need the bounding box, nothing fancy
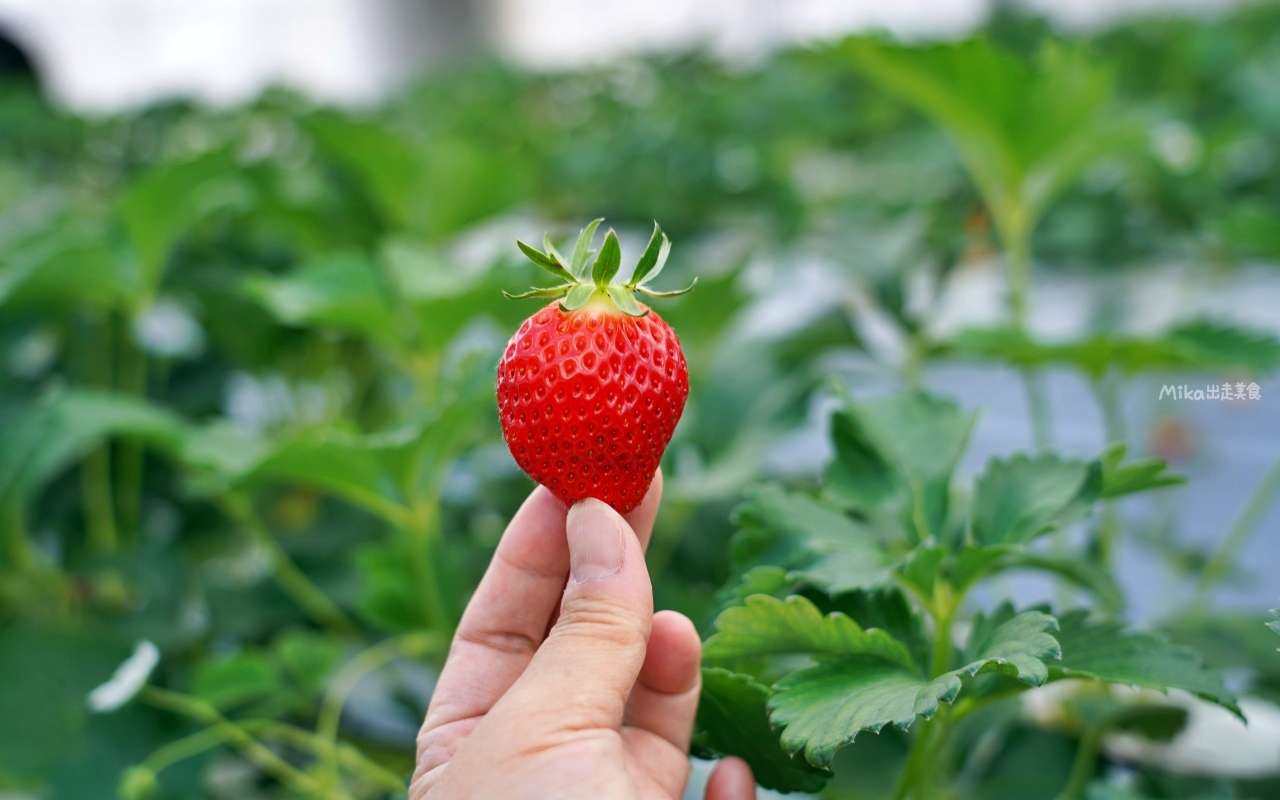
[411,470,755,800]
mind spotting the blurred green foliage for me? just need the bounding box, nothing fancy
[2,4,1280,799]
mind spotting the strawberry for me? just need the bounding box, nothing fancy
[497,220,694,513]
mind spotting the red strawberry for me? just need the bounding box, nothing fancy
[497,220,694,513]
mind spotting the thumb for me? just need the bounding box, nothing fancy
[498,497,653,731]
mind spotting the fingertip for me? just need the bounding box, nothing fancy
[706,757,756,800]
[641,611,702,695]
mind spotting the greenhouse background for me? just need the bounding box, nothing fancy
[1,0,1278,798]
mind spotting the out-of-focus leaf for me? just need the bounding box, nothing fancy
[274,629,343,697]
[0,626,131,784]
[693,669,830,793]
[243,253,401,346]
[1162,614,1280,704]
[971,454,1101,547]
[117,149,253,286]
[1213,203,1280,261]
[1098,443,1184,498]
[305,113,423,227]
[1053,610,1241,718]
[942,321,1280,379]
[951,545,1125,609]
[355,540,425,633]
[0,389,187,502]
[0,217,135,310]
[192,651,283,710]
[843,37,1136,230]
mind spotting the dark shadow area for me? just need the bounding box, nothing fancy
[0,28,35,79]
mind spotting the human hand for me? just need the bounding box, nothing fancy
[411,472,755,799]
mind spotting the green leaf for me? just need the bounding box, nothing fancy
[543,234,568,267]
[824,391,975,542]
[952,545,1125,610]
[970,454,1101,547]
[0,626,133,783]
[731,486,901,595]
[0,389,187,503]
[192,651,283,710]
[960,605,1062,686]
[1269,610,1280,643]
[1162,321,1280,376]
[769,608,1057,767]
[0,217,137,310]
[241,428,419,526]
[591,229,623,285]
[243,253,400,346]
[570,218,604,280]
[770,656,953,767]
[629,222,672,287]
[843,38,1134,231]
[944,322,1280,380]
[1098,443,1184,499]
[693,669,829,794]
[117,149,253,287]
[703,594,916,670]
[275,630,343,697]
[303,112,422,227]
[1052,610,1241,719]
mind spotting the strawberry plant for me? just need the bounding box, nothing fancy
[692,391,1244,798]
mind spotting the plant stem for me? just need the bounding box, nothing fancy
[1055,724,1104,800]
[115,328,148,548]
[78,314,118,553]
[1192,454,1280,605]
[1001,215,1054,452]
[929,584,956,679]
[902,330,927,389]
[140,718,405,796]
[217,494,361,638]
[892,720,936,800]
[82,447,118,553]
[316,631,443,789]
[405,498,450,633]
[3,493,32,571]
[1093,373,1126,568]
[140,687,327,795]
[1095,372,1126,445]
[890,581,961,800]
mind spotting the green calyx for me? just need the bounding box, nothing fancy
[506,219,696,317]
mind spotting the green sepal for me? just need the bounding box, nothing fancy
[606,285,647,317]
[636,277,697,298]
[503,284,575,300]
[629,222,672,287]
[571,218,604,279]
[560,284,596,312]
[516,239,573,282]
[544,234,568,270]
[591,230,623,285]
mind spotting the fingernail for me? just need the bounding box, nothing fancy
[566,499,624,584]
